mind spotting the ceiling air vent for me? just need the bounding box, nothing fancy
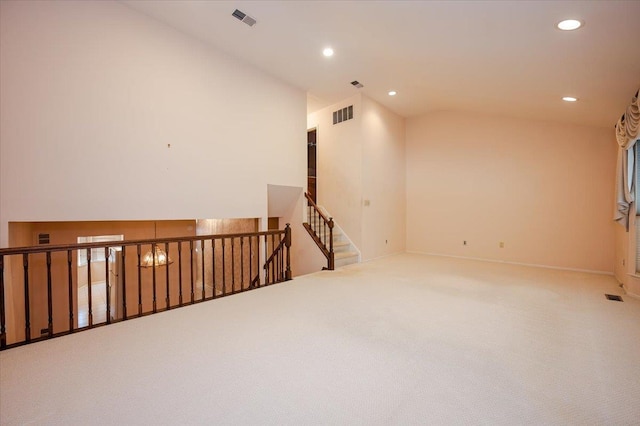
[232,9,257,27]
[38,233,50,245]
[351,80,364,89]
[333,105,354,125]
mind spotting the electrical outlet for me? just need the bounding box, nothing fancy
[499,242,504,248]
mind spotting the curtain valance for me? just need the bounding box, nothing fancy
[616,89,640,148]
[614,88,640,227]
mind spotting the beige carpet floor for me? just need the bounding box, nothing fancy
[1,254,639,425]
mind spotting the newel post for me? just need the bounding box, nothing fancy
[0,254,6,350]
[328,218,335,271]
[284,223,292,280]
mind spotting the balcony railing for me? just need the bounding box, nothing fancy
[0,225,291,350]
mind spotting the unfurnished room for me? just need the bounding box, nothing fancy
[0,1,639,424]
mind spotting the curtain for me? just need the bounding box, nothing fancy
[614,148,634,227]
[614,89,640,228]
[616,89,640,149]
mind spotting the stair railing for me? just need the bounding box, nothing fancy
[263,223,292,284]
[303,192,335,270]
[0,225,292,351]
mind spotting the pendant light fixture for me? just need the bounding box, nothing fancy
[140,222,173,267]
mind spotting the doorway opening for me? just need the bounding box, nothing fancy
[307,128,317,203]
[76,234,123,327]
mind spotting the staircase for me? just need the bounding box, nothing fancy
[304,192,360,270]
[312,206,359,268]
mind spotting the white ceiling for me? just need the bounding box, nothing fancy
[122,0,640,128]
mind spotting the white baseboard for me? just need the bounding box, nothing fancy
[405,251,614,276]
[361,251,405,264]
[622,283,640,299]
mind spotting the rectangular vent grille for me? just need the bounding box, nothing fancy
[605,294,623,302]
[243,15,257,27]
[38,233,50,244]
[333,105,354,125]
[351,80,364,89]
[232,9,256,27]
[232,9,245,20]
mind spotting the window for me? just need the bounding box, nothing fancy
[77,235,124,266]
[634,143,640,272]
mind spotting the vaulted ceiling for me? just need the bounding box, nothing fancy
[123,0,640,128]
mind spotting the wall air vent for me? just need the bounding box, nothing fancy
[38,233,50,244]
[333,105,354,125]
[232,9,257,27]
[351,80,364,89]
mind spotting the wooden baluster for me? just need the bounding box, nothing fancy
[275,240,279,281]
[0,255,6,349]
[285,224,292,281]
[178,242,183,306]
[105,247,111,325]
[23,253,31,342]
[137,245,142,316]
[222,238,226,296]
[263,235,267,285]
[240,237,244,291]
[152,243,157,313]
[87,248,93,327]
[249,236,253,288]
[280,237,284,281]
[264,235,269,285]
[189,241,195,304]
[231,238,236,293]
[121,245,127,320]
[328,218,335,270]
[271,235,276,284]
[211,238,216,298]
[46,252,53,337]
[272,253,275,283]
[67,250,74,332]
[165,242,170,310]
[258,235,262,286]
[201,240,205,300]
[275,244,279,282]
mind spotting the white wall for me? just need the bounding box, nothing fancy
[406,111,616,273]
[0,0,306,246]
[307,94,406,261]
[307,94,364,251]
[361,96,406,259]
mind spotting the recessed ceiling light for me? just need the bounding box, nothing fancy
[388,91,397,96]
[557,19,582,31]
[323,47,334,57]
[562,96,578,102]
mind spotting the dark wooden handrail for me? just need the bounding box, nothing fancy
[0,229,286,256]
[264,239,285,265]
[305,192,332,224]
[0,225,292,351]
[303,193,335,270]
